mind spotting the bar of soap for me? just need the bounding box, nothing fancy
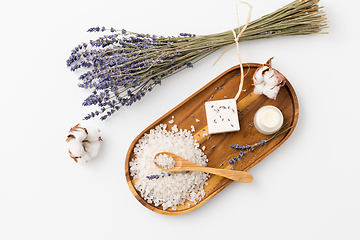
[205,99,240,135]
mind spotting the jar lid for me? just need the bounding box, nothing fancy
[254,105,283,135]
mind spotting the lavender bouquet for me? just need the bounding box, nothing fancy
[67,0,327,121]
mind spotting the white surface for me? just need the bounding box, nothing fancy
[205,99,240,134]
[1,0,359,239]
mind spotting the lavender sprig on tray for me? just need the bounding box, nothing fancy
[66,0,327,120]
[227,123,293,166]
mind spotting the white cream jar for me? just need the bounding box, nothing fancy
[254,105,283,135]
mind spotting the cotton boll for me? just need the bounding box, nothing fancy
[254,82,265,95]
[77,152,92,163]
[86,127,101,142]
[252,66,266,84]
[263,69,279,87]
[70,128,87,141]
[83,141,101,158]
[252,57,285,100]
[263,84,280,100]
[263,67,274,80]
[66,123,102,163]
[68,139,85,157]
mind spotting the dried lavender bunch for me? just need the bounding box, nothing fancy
[67,0,327,120]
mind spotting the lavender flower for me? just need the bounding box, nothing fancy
[67,27,217,120]
[67,1,327,120]
[227,123,293,166]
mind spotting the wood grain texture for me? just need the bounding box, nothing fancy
[125,63,299,215]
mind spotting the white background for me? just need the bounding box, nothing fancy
[1,0,359,239]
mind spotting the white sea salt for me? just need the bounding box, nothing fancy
[129,124,209,210]
[154,154,176,169]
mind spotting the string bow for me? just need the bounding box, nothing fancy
[214,1,252,100]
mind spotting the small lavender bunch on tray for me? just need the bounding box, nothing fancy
[228,123,292,166]
[67,0,327,120]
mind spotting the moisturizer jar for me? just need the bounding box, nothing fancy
[254,105,283,135]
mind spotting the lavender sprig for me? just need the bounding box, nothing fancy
[228,123,293,165]
[67,0,327,120]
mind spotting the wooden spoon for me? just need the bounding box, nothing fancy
[153,152,253,183]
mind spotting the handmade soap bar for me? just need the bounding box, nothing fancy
[205,99,240,135]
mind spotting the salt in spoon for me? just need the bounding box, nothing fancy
[153,152,253,183]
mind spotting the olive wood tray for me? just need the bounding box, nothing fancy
[125,63,299,215]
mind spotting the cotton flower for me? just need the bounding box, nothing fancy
[263,70,278,86]
[252,57,286,100]
[66,123,102,163]
[263,84,280,100]
[83,141,101,159]
[252,66,266,84]
[253,82,265,95]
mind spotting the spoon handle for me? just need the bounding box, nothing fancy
[155,152,253,183]
[180,165,253,183]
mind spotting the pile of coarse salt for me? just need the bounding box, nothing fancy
[129,124,209,210]
[154,154,176,169]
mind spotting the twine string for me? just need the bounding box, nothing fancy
[213,1,252,101]
[234,1,252,100]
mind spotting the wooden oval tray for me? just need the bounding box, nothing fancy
[125,63,299,215]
